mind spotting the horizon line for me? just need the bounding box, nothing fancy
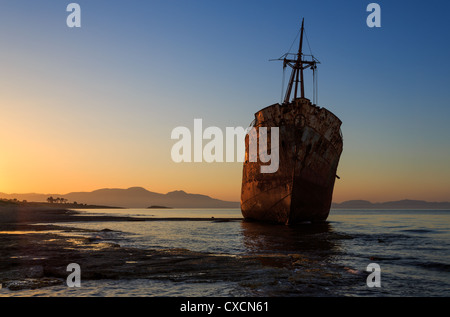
[1,187,450,205]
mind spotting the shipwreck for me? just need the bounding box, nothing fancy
[240,19,343,224]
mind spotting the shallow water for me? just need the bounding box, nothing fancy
[1,209,449,297]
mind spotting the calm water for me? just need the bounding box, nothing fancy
[2,209,449,297]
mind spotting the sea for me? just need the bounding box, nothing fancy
[1,208,449,297]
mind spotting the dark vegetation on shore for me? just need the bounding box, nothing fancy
[0,198,121,209]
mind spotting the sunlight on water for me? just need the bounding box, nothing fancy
[71,208,244,219]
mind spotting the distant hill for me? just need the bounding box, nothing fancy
[332,199,450,210]
[0,199,121,209]
[2,189,449,210]
[0,187,240,208]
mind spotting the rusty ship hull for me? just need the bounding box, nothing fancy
[240,98,343,224]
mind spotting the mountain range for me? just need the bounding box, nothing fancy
[1,188,450,209]
[331,199,450,210]
[0,187,240,208]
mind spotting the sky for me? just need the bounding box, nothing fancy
[0,0,449,203]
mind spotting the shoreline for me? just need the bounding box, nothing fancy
[3,206,446,296]
[0,206,291,294]
[0,205,242,227]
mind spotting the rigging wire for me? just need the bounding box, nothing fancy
[276,27,301,104]
[312,66,319,105]
[287,28,301,54]
[278,22,320,105]
[304,27,320,105]
[304,28,313,56]
[312,66,315,105]
[281,66,286,104]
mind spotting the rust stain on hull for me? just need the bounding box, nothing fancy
[241,98,343,224]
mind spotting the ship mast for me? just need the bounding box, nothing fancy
[279,19,319,104]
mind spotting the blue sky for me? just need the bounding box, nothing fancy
[1,0,449,202]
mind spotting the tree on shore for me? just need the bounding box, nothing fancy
[47,197,68,204]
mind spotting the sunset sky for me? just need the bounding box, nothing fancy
[1,0,449,203]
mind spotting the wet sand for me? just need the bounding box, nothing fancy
[0,206,304,293]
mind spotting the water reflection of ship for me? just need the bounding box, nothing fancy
[239,220,359,296]
[240,220,336,255]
